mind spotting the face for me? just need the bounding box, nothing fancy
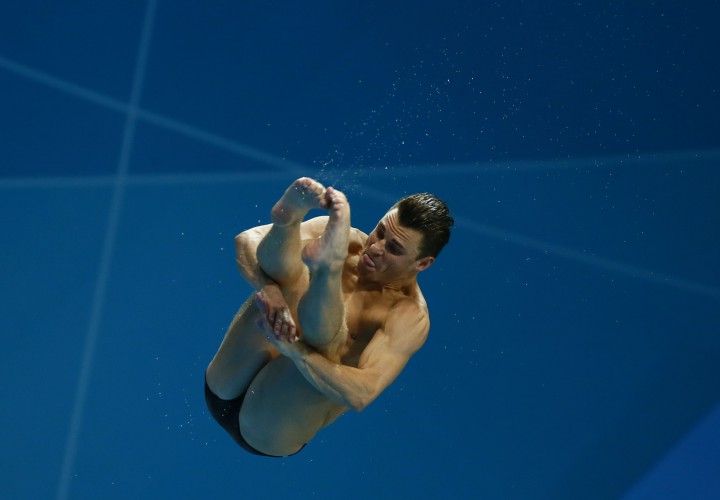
[359,208,434,283]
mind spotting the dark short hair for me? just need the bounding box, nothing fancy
[391,193,453,258]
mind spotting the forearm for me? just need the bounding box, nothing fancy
[290,344,373,412]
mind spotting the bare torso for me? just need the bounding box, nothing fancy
[336,228,428,366]
[238,224,429,455]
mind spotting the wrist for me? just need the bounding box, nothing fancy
[261,282,280,292]
[289,341,310,362]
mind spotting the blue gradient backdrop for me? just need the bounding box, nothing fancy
[1,1,719,499]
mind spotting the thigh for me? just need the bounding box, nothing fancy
[206,264,312,401]
[238,356,343,456]
[206,295,279,400]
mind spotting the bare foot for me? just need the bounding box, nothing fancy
[301,187,350,272]
[271,177,326,225]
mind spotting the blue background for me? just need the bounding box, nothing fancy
[1,1,719,499]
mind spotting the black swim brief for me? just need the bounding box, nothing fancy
[204,378,305,458]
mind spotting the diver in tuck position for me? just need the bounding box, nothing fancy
[205,177,453,457]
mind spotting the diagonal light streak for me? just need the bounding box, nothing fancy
[1,13,718,314]
[356,184,720,302]
[0,175,116,189]
[1,11,717,500]
[3,51,719,180]
[357,149,720,176]
[55,1,158,499]
[0,54,301,175]
[1,146,717,191]
[136,109,305,174]
[0,163,717,302]
[0,55,127,113]
[457,215,720,301]
[126,170,293,185]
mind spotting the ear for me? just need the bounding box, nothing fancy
[415,256,435,272]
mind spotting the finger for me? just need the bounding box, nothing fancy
[276,320,285,339]
[286,321,297,342]
[288,322,296,340]
[278,311,296,341]
[284,313,296,340]
[269,306,279,325]
[274,312,285,334]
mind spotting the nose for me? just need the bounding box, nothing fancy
[369,239,384,255]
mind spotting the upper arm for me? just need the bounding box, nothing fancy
[355,300,430,404]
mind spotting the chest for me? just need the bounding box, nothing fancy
[340,291,393,364]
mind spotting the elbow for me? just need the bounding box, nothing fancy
[234,232,249,247]
[234,233,244,249]
[234,234,246,260]
[349,388,378,413]
[234,232,253,258]
[350,399,368,413]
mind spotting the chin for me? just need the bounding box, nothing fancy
[359,263,380,278]
[358,264,374,276]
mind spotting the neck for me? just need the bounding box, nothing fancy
[357,274,417,294]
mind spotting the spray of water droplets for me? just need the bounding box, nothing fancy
[311,43,472,195]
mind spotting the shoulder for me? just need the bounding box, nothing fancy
[349,227,368,254]
[384,297,430,345]
[351,227,368,239]
[358,297,429,369]
[389,297,429,323]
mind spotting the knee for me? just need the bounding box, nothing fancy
[205,361,251,401]
[205,363,233,400]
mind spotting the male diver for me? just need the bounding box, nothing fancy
[205,177,453,457]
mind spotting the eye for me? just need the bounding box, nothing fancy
[387,242,403,255]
